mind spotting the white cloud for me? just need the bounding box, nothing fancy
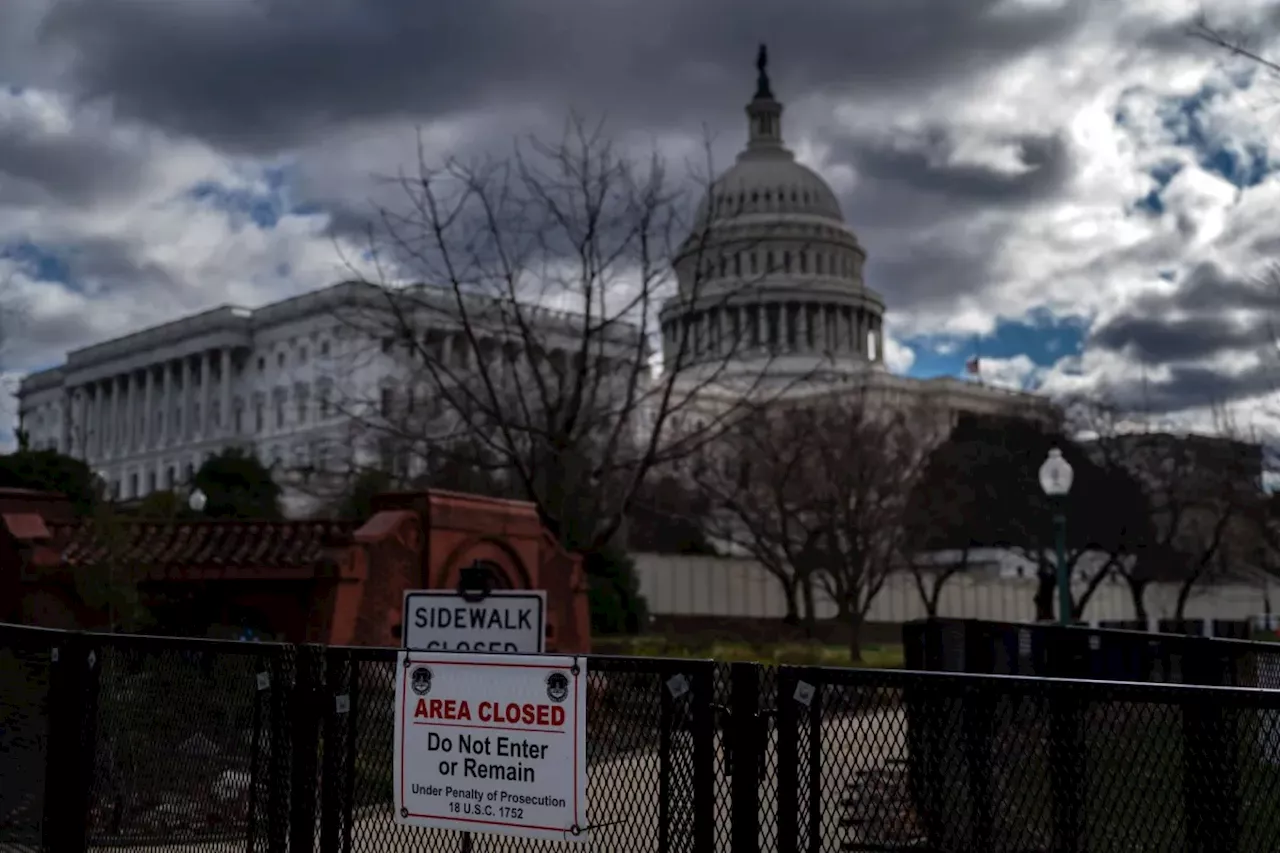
[971,354,1045,392]
[7,0,1280,447]
[882,333,916,374]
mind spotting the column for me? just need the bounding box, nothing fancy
[160,362,171,446]
[855,310,865,358]
[182,357,193,443]
[105,379,115,458]
[757,305,767,350]
[122,373,134,454]
[88,384,100,459]
[96,383,107,458]
[56,391,67,455]
[115,375,126,456]
[95,383,107,458]
[201,350,213,439]
[798,304,810,354]
[220,348,233,437]
[143,367,153,450]
[73,387,86,457]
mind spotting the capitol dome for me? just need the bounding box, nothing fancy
[695,155,846,224]
[661,46,886,390]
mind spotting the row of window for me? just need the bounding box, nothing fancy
[698,246,858,283]
[709,182,828,214]
[255,338,333,373]
[106,438,345,500]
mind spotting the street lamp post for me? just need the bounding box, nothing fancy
[1038,448,1075,625]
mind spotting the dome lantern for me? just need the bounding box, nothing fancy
[746,43,784,153]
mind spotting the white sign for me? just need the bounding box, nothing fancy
[403,590,546,653]
[393,651,589,842]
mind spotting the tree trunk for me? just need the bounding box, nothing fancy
[779,575,800,626]
[1127,577,1149,622]
[1174,577,1196,620]
[848,610,863,663]
[800,573,818,638]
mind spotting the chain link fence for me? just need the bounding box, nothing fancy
[6,622,1280,852]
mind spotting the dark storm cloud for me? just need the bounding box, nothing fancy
[40,0,1089,153]
[1104,362,1279,412]
[0,113,149,207]
[815,126,1073,314]
[1091,314,1271,364]
[1089,261,1280,365]
[839,128,1073,207]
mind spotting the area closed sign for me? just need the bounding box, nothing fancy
[403,590,546,653]
[393,651,589,842]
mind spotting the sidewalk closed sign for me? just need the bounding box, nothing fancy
[393,652,589,842]
[403,590,546,653]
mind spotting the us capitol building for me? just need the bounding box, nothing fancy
[16,48,1052,511]
[657,47,1053,428]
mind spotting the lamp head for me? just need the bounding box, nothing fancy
[188,488,208,513]
[1038,447,1074,497]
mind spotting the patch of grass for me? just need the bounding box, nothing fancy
[593,635,904,668]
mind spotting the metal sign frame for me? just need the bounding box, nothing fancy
[401,589,547,654]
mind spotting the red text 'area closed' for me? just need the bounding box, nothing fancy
[413,698,566,727]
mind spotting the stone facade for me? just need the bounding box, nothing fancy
[16,281,641,515]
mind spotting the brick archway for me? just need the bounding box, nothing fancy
[434,535,532,592]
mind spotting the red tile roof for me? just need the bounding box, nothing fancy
[45,520,359,577]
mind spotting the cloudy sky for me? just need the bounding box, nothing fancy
[4,0,1280,443]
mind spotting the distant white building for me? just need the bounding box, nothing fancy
[16,281,641,515]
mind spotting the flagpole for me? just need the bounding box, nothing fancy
[966,335,983,386]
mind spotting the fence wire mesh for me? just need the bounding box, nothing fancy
[780,666,1280,853]
[86,639,293,851]
[9,622,1280,853]
[0,625,53,853]
[339,649,710,853]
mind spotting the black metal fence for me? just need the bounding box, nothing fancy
[903,617,1280,686]
[7,621,1280,852]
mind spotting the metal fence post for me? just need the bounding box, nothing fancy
[776,667,799,853]
[805,680,822,853]
[266,653,291,853]
[658,680,673,853]
[41,633,100,853]
[1048,682,1083,853]
[320,648,352,853]
[962,683,995,850]
[729,662,761,853]
[691,663,716,853]
[290,644,324,853]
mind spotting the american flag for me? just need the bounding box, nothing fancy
[965,356,980,375]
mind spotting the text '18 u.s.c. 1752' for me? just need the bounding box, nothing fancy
[393,652,588,842]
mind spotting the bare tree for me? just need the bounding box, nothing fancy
[900,436,988,618]
[1190,16,1280,75]
[694,389,939,660]
[321,118,819,554]
[1070,399,1266,620]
